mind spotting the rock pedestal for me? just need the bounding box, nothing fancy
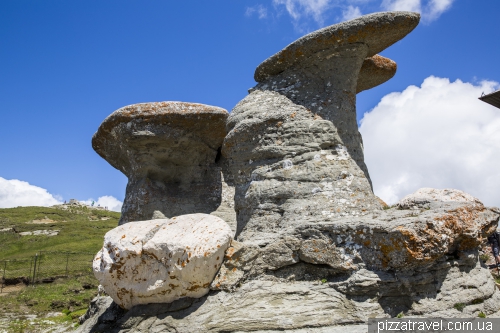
[92,102,228,225]
[222,12,420,244]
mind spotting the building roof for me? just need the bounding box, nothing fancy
[479,90,500,109]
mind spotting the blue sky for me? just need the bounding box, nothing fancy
[1,0,499,210]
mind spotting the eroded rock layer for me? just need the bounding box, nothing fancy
[223,89,383,244]
[79,196,500,332]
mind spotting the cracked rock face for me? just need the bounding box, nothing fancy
[212,198,498,290]
[93,214,232,309]
[222,12,420,244]
[92,102,228,225]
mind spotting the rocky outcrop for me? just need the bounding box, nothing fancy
[92,102,228,225]
[222,11,420,244]
[212,199,497,289]
[79,11,500,333]
[78,194,500,333]
[93,214,232,309]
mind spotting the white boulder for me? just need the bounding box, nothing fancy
[398,188,482,209]
[93,213,232,309]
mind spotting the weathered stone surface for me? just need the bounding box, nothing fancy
[254,11,419,82]
[223,12,419,244]
[357,55,397,93]
[78,296,125,328]
[93,214,232,309]
[92,102,228,225]
[398,188,483,209]
[211,199,498,288]
[78,197,500,333]
[210,173,237,236]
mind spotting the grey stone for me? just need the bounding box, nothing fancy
[211,200,498,286]
[210,173,237,236]
[76,200,500,333]
[77,296,125,328]
[92,102,228,225]
[254,11,420,82]
[222,12,419,244]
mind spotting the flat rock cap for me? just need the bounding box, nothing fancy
[255,11,420,82]
[92,101,228,165]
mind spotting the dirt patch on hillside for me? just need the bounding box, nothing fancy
[0,283,26,296]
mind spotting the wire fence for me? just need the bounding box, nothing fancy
[0,251,95,292]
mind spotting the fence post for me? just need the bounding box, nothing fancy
[32,253,38,286]
[37,251,42,282]
[1,261,6,293]
[28,257,33,285]
[65,253,70,276]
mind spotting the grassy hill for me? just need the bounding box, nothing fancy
[0,205,120,261]
[0,205,121,331]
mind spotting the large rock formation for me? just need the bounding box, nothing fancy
[78,11,500,333]
[222,11,420,244]
[92,102,228,225]
[93,214,232,309]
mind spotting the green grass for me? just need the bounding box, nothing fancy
[0,205,120,333]
[2,275,98,314]
[479,253,490,262]
[1,275,99,332]
[0,205,120,260]
[454,303,466,312]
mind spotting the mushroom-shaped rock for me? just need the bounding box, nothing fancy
[222,12,419,244]
[254,11,419,82]
[93,213,232,309]
[92,102,228,225]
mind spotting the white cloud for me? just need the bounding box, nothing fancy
[342,5,363,21]
[0,176,124,212]
[359,76,500,207]
[381,0,421,12]
[0,177,63,208]
[425,0,454,22]
[246,5,268,19]
[82,196,122,212]
[273,0,333,25]
[381,0,454,22]
[267,0,453,28]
